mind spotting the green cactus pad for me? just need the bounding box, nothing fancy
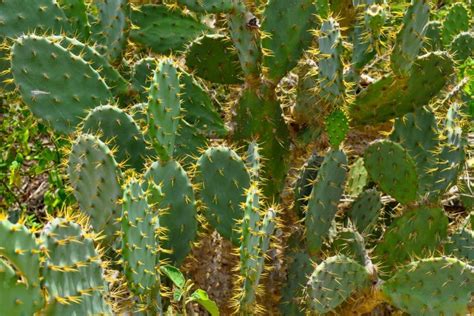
[0,0,70,38]
[177,0,233,13]
[131,57,157,99]
[331,227,370,267]
[325,109,349,148]
[234,85,289,197]
[350,188,382,234]
[374,207,448,274]
[238,187,275,312]
[186,34,243,84]
[68,134,122,240]
[130,5,208,54]
[228,0,262,79]
[364,140,418,204]
[196,146,251,245]
[293,59,325,127]
[445,228,474,264]
[91,0,129,61]
[279,251,312,316]
[261,0,316,83]
[390,107,440,197]
[11,35,111,134]
[442,2,470,46]
[350,52,454,125]
[305,149,347,255]
[390,0,430,76]
[307,255,372,314]
[41,218,112,314]
[179,72,225,135]
[450,31,474,63]
[0,257,43,316]
[382,257,474,315]
[346,157,368,197]
[239,206,277,313]
[351,10,376,74]
[318,18,345,106]
[57,0,90,40]
[144,160,197,266]
[423,21,443,51]
[121,179,159,294]
[293,154,324,219]
[82,105,148,171]
[147,59,181,160]
[51,36,129,96]
[430,103,465,200]
[176,72,226,159]
[0,220,42,294]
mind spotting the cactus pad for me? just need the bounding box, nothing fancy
[82,105,148,171]
[144,160,197,266]
[147,59,181,160]
[306,255,372,314]
[41,218,111,314]
[261,0,316,83]
[177,0,233,13]
[364,140,418,204]
[382,257,474,315]
[121,179,159,294]
[196,146,251,244]
[68,134,122,239]
[305,149,347,255]
[0,0,70,38]
[350,52,454,125]
[374,207,448,274]
[11,35,111,134]
[130,5,208,54]
[350,188,382,234]
[186,35,243,84]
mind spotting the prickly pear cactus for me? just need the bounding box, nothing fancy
[41,217,112,314]
[196,146,251,245]
[82,105,148,171]
[305,149,347,255]
[0,0,70,38]
[11,35,111,134]
[144,160,197,266]
[121,179,159,299]
[0,218,44,315]
[67,134,122,240]
[364,140,418,204]
[306,255,372,314]
[382,257,474,315]
[147,59,181,160]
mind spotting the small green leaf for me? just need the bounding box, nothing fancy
[190,289,219,316]
[173,287,183,302]
[160,265,186,289]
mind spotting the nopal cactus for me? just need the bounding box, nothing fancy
[1,0,472,314]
